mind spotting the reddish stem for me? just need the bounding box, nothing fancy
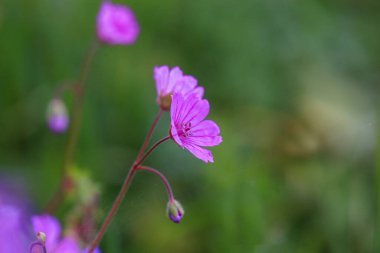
[87,166,137,253]
[135,136,171,167]
[137,165,175,201]
[45,41,98,213]
[29,241,47,253]
[87,136,171,252]
[137,109,163,160]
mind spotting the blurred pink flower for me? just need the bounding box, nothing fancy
[154,66,204,110]
[170,93,222,163]
[0,205,30,252]
[47,99,69,134]
[96,1,139,45]
[32,215,100,253]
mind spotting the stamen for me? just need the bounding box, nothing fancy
[181,122,193,137]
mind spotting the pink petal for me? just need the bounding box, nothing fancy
[184,144,214,163]
[97,2,139,45]
[186,120,223,147]
[154,65,169,96]
[190,86,204,98]
[179,95,210,127]
[165,67,184,95]
[54,237,81,253]
[31,215,61,250]
[173,76,197,95]
[170,123,184,147]
[82,247,101,253]
[170,93,185,124]
[181,75,198,91]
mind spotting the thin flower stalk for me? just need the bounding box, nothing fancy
[29,241,47,253]
[45,41,99,213]
[87,136,171,253]
[136,109,164,160]
[136,165,175,201]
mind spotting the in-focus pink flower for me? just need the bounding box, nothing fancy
[154,66,204,110]
[96,1,139,45]
[170,93,222,163]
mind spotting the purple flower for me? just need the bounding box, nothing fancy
[0,205,30,252]
[47,99,69,134]
[154,66,204,110]
[170,93,222,163]
[32,214,101,253]
[96,0,139,45]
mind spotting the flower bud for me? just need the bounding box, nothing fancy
[166,199,184,223]
[47,98,69,134]
[36,232,46,245]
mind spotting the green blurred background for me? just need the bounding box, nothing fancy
[1,0,379,252]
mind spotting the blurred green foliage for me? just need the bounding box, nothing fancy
[0,0,379,252]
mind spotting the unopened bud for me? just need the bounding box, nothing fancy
[47,98,69,134]
[36,232,46,244]
[166,199,184,223]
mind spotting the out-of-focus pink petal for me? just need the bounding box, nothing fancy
[31,215,61,250]
[190,86,204,98]
[165,67,183,95]
[97,1,139,45]
[182,75,197,90]
[82,247,101,253]
[0,205,29,252]
[184,144,214,163]
[54,237,81,253]
[154,66,169,96]
[173,78,196,95]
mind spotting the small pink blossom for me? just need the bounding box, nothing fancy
[170,93,222,163]
[154,66,204,110]
[47,99,69,134]
[32,214,100,253]
[96,1,139,45]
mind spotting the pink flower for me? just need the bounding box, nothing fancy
[47,99,69,134]
[170,93,222,163]
[32,215,100,253]
[154,66,204,110]
[96,1,139,45]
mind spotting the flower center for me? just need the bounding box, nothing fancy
[179,122,192,138]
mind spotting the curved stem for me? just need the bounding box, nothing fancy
[136,109,163,160]
[45,41,99,213]
[53,80,76,99]
[29,241,47,253]
[135,136,171,167]
[87,136,171,252]
[137,165,175,201]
